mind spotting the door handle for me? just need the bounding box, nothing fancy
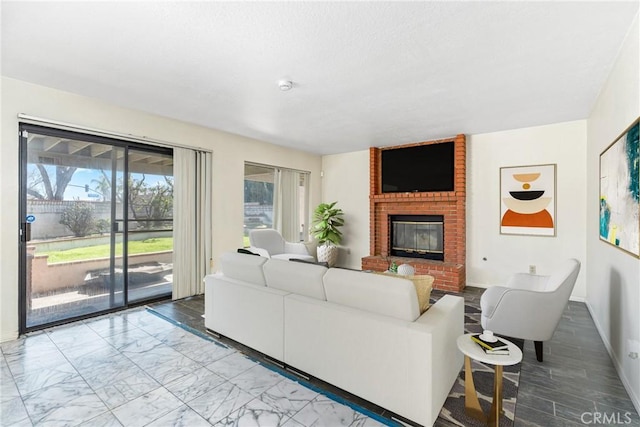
[21,223,31,242]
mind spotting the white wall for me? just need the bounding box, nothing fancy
[467,121,588,298]
[321,150,370,269]
[586,13,639,411]
[0,77,322,342]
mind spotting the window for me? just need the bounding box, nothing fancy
[243,163,309,246]
[244,164,275,246]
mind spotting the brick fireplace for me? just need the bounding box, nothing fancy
[362,134,466,292]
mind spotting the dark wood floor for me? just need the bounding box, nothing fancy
[150,287,639,426]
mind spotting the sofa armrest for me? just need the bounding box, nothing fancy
[303,240,318,259]
[205,273,288,360]
[480,286,567,341]
[284,241,312,256]
[480,285,511,318]
[406,295,464,426]
[248,246,271,258]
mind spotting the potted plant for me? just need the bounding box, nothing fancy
[312,201,344,267]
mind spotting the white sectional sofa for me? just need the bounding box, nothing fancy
[204,252,464,427]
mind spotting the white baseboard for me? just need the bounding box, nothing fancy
[585,300,640,415]
[1,330,19,343]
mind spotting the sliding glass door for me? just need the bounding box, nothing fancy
[126,149,174,303]
[19,124,173,332]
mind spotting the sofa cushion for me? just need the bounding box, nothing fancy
[263,258,328,300]
[376,272,433,314]
[323,269,420,322]
[220,252,268,286]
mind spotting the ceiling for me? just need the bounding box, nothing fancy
[2,1,638,155]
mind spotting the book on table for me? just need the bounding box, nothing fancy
[481,346,510,355]
[470,334,509,351]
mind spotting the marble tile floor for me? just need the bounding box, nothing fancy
[1,307,389,427]
[3,287,638,427]
[151,290,640,427]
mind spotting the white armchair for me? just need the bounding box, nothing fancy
[480,258,581,362]
[248,228,315,262]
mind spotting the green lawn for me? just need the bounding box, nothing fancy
[40,238,173,264]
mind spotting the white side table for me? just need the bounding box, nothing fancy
[456,334,523,427]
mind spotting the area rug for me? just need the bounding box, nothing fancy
[435,295,523,427]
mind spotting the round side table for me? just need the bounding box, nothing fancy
[456,334,523,427]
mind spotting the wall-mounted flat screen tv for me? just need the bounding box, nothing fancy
[381,142,455,193]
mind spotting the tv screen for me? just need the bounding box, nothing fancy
[381,142,455,193]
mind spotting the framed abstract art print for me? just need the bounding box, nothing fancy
[599,118,639,257]
[500,164,556,236]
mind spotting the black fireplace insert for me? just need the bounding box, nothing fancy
[389,215,444,261]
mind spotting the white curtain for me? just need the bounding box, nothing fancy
[300,172,310,241]
[273,169,301,242]
[272,169,281,234]
[173,148,212,299]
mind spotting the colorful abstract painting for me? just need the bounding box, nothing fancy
[500,164,556,236]
[599,119,640,257]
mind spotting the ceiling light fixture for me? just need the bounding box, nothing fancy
[278,79,293,91]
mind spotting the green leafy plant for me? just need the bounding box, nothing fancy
[59,201,95,237]
[312,201,344,246]
[94,219,111,235]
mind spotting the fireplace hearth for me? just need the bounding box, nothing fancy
[390,215,444,261]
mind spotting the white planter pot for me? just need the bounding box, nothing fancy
[317,244,339,267]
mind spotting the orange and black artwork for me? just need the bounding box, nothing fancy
[500,164,556,236]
